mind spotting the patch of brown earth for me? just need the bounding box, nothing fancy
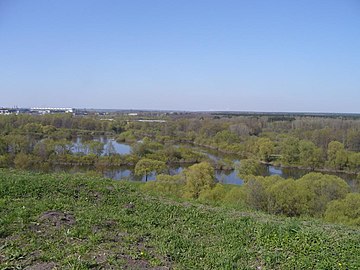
[74,184,103,202]
[91,220,128,242]
[29,211,76,233]
[119,254,170,270]
[24,262,57,270]
[38,211,76,228]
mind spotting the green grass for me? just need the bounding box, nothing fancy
[0,169,359,269]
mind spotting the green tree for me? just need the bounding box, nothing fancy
[267,179,306,216]
[214,130,238,144]
[42,125,57,135]
[311,128,334,150]
[131,139,163,157]
[5,134,31,154]
[236,159,262,181]
[134,158,167,181]
[243,175,283,211]
[280,136,300,165]
[346,129,360,151]
[256,138,274,162]
[183,162,215,199]
[327,141,346,169]
[347,152,360,171]
[296,173,350,216]
[298,140,323,169]
[117,130,137,143]
[22,123,43,134]
[85,141,104,156]
[33,139,55,160]
[104,141,117,156]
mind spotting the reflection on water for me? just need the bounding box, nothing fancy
[216,170,243,185]
[71,136,132,155]
[99,137,132,155]
[104,169,132,180]
[268,166,282,176]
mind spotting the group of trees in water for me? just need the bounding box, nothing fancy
[0,114,182,165]
[1,113,360,172]
[120,116,360,173]
[0,113,360,226]
[1,113,360,170]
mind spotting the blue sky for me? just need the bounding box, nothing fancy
[0,0,359,112]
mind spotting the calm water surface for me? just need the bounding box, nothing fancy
[71,137,131,155]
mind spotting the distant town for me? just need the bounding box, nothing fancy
[0,107,75,115]
[1,106,360,120]
[0,107,175,117]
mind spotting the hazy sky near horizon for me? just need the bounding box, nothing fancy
[1,0,360,112]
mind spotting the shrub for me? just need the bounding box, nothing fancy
[134,158,167,181]
[324,193,360,226]
[267,179,305,216]
[14,153,38,170]
[198,183,227,203]
[142,174,185,197]
[222,186,247,209]
[236,159,262,180]
[297,173,350,216]
[243,175,283,211]
[183,162,215,199]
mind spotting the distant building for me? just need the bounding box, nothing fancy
[0,109,10,115]
[137,119,166,123]
[30,107,74,114]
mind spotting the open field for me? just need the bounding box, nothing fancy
[1,169,359,269]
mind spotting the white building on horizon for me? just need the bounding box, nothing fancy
[30,107,74,114]
[0,109,11,115]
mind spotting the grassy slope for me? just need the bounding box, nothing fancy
[0,169,359,270]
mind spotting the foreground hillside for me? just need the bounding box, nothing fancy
[0,170,359,269]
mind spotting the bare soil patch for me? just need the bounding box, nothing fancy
[38,211,76,228]
[24,262,57,270]
[29,211,76,233]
